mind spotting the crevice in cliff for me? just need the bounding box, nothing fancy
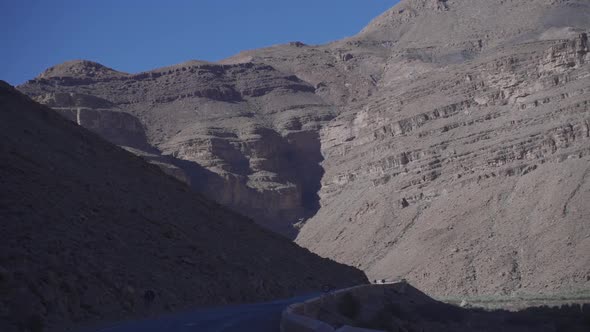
[286,130,325,220]
[158,129,327,240]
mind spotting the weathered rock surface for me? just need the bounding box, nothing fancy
[20,60,334,236]
[0,82,367,332]
[296,0,590,298]
[17,0,590,297]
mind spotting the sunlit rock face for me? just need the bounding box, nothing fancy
[18,0,590,295]
[299,32,590,297]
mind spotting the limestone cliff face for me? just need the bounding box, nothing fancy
[17,0,590,295]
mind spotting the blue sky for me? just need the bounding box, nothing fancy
[0,0,398,85]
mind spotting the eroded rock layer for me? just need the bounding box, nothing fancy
[298,34,590,297]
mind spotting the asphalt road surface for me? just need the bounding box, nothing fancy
[84,293,320,332]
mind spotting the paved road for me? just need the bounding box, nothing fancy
[84,293,320,332]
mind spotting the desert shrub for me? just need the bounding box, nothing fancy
[338,293,360,319]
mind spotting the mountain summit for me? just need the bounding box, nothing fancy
[37,59,128,80]
[358,0,590,63]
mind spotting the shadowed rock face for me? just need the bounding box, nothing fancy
[17,0,590,296]
[20,60,333,237]
[0,82,367,332]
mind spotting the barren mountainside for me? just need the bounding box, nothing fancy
[17,0,590,298]
[0,82,366,332]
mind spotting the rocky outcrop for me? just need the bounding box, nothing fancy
[0,82,367,332]
[34,59,129,85]
[539,32,589,73]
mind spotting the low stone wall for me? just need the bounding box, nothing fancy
[281,282,408,332]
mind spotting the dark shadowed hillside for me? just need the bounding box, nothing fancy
[0,81,366,332]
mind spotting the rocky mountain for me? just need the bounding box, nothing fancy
[17,0,590,298]
[295,0,590,297]
[0,82,366,332]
